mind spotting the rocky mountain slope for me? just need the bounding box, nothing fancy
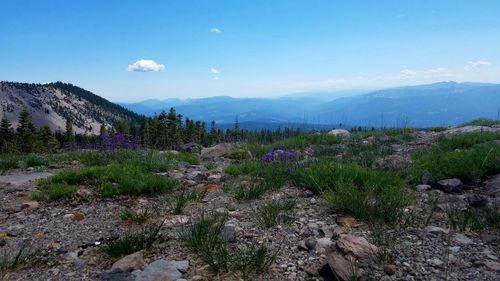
[0,82,138,134]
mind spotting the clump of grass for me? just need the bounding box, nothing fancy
[257,200,295,227]
[224,180,268,201]
[230,244,276,281]
[205,162,217,170]
[0,244,45,275]
[447,208,484,232]
[225,162,261,176]
[342,141,393,168]
[290,161,412,225]
[171,189,205,214]
[181,212,276,278]
[120,208,155,224]
[225,149,252,160]
[371,224,396,265]
[446,205,500,232]
[31,183,76,202]
[181,212,229,273]
[101,223,163,259]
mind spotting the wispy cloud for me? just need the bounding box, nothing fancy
[400,68,449,77]
[465,60,492,70]
[209,68,220,74]
[212,76,220,80]
[210,28,221,33]
[127,59,165,72]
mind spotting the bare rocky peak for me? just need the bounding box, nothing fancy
[0,82,137,135]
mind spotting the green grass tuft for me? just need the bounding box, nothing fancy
[257,200,295,227]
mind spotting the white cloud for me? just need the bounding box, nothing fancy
[210,28,221,33]
[212,76,220,80]
[465,60,492,70]
[209,68,220,74]
[127,59,165,72]
[400,67,449,77]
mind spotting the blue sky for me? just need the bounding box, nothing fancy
[1,0,499,101]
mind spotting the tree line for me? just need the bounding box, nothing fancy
[0,107,306,154]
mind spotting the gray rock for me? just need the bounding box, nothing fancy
[0,239,6,247]
[133,259,182,281]
[485,261,500,271]
[220,223,236,242]
[437,178,463,193]
[424,226,449,235]
[168,260,189,273]
[101,268,134,281]
[416,184,431,191]
[421,171,434,185]
[466,194,488,208]
[453,233,473,245]
[305,237,317,250]
[177,142,201,154]
[485,174,500,197]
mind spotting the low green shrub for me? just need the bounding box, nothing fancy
[34,164,177,200]
[31,183,76,202]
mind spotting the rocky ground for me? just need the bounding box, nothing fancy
[1,126,499,281]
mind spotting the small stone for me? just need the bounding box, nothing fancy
[310,198,317,204]
[220,223,236,242]
[21,201,39,210]
[424,226,449,235]
[305,237,317,250]
[204,183,222,192]
[427,258,444,268]
[316,237,333,251]
[453,233,473,245]
[73,212,85,221]
[436,178,463,193]
[416,184,431,191]
[485,261,500,271]
[112,251,145,272]
[336,216,357,227]
[383,264,396,275]
[0,239,6,247]
[63,214,75,220]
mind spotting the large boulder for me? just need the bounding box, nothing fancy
[326,253,357,281]
[112,251,145,272]
[436,178,463,193]
[201,143,235,159]
[327,129,351,138]
[336,235,378,259]
[132,259,184,281]
[443,126,498,135]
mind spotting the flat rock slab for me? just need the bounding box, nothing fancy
[0,172,54,186]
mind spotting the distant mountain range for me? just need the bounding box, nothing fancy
[1,81,498,134]
[121,82,500,128]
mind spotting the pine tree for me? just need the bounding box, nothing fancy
[64,118,75,143]
[38,125,60,153]
[17,109,36,153]
[0,117,13,152]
